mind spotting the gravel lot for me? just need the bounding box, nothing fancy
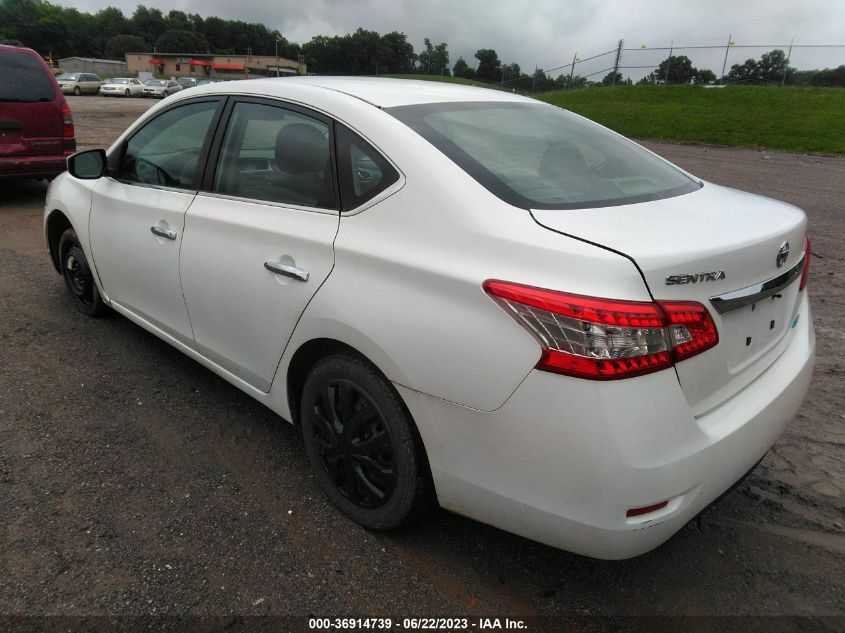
[1,95,844,627]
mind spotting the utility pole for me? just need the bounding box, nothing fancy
[275,38,279,77]
[611,39,623,87]
[719,34,732,84]
[568,52,577,89]
[781,38,794,86]
[531,65,537,93]
[664,40,673,84]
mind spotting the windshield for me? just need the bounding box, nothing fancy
[57,73,79,81]
[111,78,129,84]
[145,80,165,86]
[0,52,56,102]
[387,101,700,210]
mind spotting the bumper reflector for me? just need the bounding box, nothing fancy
[626,500,669,518]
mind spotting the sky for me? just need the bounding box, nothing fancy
[55,0,845,79]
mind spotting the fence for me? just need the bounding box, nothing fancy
[500,37,845,91]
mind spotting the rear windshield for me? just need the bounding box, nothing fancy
[387,101,700,210]
[0,51,56,102]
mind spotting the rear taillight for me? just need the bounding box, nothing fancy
[61,100,74,139]
[483,280,718,380]
[799,236,811,291]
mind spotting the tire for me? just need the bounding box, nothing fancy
[73,86,80,96]
[124,89,130,97]
[58,228,107,317]
[300,353,432,530]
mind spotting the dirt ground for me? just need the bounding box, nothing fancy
[1,95,843,627]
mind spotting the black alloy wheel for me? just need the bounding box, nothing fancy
[301,353,433,530]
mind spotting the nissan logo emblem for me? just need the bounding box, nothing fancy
[777,241,790,268]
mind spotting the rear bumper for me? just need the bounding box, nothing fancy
[0,152,71,179]
[398,292,815,559]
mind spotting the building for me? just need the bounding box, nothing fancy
[58,57,128,75]
[125,52,305,80]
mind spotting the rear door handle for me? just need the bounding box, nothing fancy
[150,225,177,240]
[264,261,309,282]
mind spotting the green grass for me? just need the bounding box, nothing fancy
[376,73,516,93]
[537,85,845,155]
[378,73,481,86]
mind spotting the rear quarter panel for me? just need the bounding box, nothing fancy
[271,103,653,413]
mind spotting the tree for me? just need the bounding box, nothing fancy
[418,37,449,74]
[155,29,207,53]
[728,58,762,83]
[130,5,165,49]
[637,71,657,85]
[501,62,521,82]
[432,41,449,75]
[345,28,385,74]
[757,49,793,82]
[693,68,716,84]
[806,65,845,87]
[474,48,500,81]
[104,34,147,59]
[380,31,415,73]
[601,70,623,85]
[453,56,473,78]
[656,55,697,84]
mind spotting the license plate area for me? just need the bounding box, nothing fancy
[720,282,799,374]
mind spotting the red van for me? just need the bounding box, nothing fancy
[0,43,75,180]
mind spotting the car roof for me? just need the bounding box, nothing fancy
[0,43,41,57]
[192,76,534,108]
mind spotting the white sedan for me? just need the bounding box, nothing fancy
[141,79,182,98]
[99,77,145,97]
[44,78,814,559]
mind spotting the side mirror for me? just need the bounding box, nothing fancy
[67,149,107,179]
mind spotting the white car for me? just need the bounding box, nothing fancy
[99,77,144,97]
[141,79,182,98]
[44,78,814,559]
[56,72,102,95]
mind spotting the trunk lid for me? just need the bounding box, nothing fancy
[531,182,807,414]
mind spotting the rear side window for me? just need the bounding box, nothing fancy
[0,51,56,102]
[336,125,399,211]
[120,101,218,189]
[212,101,335,209]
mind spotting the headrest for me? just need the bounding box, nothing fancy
[275,123,328,175]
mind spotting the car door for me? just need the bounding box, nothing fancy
[89,97,224,343]
[179,98,340,391]
[83,74,98,94]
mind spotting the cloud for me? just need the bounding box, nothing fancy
[54,0,845,77]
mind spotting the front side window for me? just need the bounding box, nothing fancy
[119,100,218,189]
[336,124,399,211]
[388,101,700,210]
[213,101,335,209]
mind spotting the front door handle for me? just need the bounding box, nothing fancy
[150,225,177,240]
[264,260,309,282]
